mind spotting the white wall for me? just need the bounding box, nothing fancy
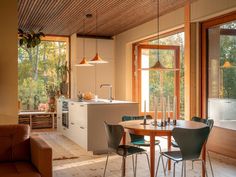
[114,0,236,101]
[0,0,18,124]
[70,35,115,100]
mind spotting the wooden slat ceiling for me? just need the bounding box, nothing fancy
[18,0,196,37]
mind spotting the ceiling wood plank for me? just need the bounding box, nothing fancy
[18,0,196,36]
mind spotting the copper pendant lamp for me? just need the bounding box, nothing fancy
[140,0,179,71]
[75,18,93,67]
[89,10,108,64]
[220,60,235,68]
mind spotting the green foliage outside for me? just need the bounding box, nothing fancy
[18,41,67,111]
[220,23,236,98]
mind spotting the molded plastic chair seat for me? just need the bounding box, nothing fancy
[172,116,208,148]
[162,151,183,162]
[117,145,146,156]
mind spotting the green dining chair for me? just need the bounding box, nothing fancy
[122,115,166,175]
[103,121,150,177]
[156,126,210,177]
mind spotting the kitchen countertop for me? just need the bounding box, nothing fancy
[62,98,137,104]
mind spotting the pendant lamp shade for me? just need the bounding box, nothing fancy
[141,60,180,71]
[223,61,232,68]
[220,61,235,68]
[220,61,236,69]
[140,0,179,71]
[75,17,93,67]
[89,53,108,63]
[89,10,108,64]
[75,57,93,66]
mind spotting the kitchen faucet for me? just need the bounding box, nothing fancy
[100,84,113,102]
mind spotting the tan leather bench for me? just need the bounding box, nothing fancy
[0,124,52,177]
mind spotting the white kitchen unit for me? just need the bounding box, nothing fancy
[56,99,62,132]
[57,99,138,154]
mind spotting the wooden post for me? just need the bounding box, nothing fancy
[184,0,191,121]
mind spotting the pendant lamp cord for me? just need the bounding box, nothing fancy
[96,9,98,54]
[157,0,160,62]
[95,64,97,94]
[83,19,85,59]
[94,9,98,95]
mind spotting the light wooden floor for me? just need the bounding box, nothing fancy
[33,130,236,177]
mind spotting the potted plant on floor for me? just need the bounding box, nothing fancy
[45,84,58,112]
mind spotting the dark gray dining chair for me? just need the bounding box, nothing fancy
[171,116,208,148]
[122,115,166,174]
[155,126,210,177]
[171,118,214,177]
[103,121,150,177]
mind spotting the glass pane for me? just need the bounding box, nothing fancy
[18,40,67,111]
[208,20,236,130]
[149,32,184,117]
[141,49,175,112]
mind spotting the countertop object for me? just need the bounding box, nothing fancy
[65,98,137,104]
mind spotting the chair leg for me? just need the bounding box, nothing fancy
[132,155,135,175]
[103,153,109,177]
[165,158,168,173]
[155,154,162,177]
[207,151,214,177]
[173,162,177,177]
[134,154,138,177]
[184,161,186,177]
[157,144,166,175]
[201,160,209,177]
[121,156,126,177]
[144,152,150,171]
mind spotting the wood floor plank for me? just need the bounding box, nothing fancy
[32,130,236,177]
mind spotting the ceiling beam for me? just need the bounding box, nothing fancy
[76,34,113,40]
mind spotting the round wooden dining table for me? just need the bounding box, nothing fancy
[119,119,207,177]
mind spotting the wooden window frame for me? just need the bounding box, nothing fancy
[42,35,71,98]
[200,11,236,118]
[133,44,180,118]
[18,35,71,98]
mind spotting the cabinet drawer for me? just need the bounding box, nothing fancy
[69,102,87,127]
[69,123,88,150]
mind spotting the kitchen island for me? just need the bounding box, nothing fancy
[57,98,138,154]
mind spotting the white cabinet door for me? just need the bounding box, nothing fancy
[69,102,87,127]
[69,123,88,150]
[68,101,88,149]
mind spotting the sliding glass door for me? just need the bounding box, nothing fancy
[202,13,236,130]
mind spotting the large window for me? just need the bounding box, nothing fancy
[133,31,184,118]
[206,20,236,129]
[18,37,68,111]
